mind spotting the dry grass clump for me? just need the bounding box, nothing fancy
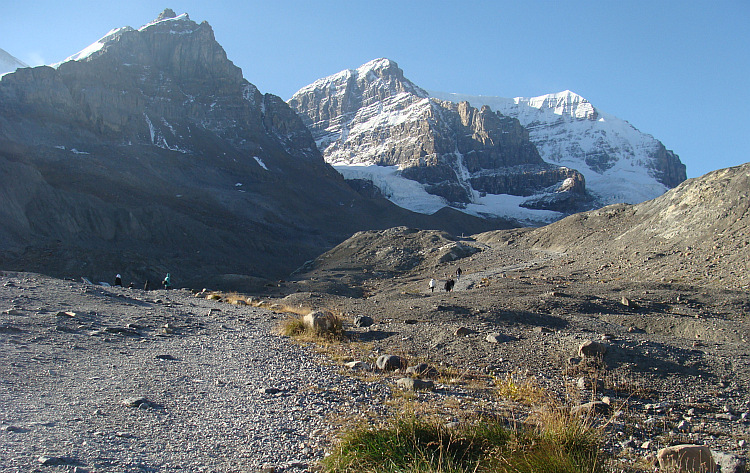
[322,410,603,473]
[495,371,549,406]
[278,311,346,343]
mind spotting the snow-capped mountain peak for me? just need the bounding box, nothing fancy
[54,9,196,67]
[0,49,29,77]
[520,90,598,120]
[138,8,191,31]
[356,57,396,74]
[430,89,685,205]
[292,58,427,101]
[290,59,589,225]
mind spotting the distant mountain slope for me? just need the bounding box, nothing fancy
[431,90,686,205]
[0,48,28,76]
[290,59,590,224]
[0,12,505,288]
[521,162,749,288]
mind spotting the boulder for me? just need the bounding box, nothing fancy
[376,355,407,371]
[656,445,716,473]
[578,340,607,359]
[302,311,337,333]
[354,315,374,327]
[396,377,434,391]
[711,451,746,473]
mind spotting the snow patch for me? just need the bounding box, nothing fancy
[335,164,561,224]
[143,113,187,154]
[139,13,192,32]
[55,27,135,66]
[253,156,268,170]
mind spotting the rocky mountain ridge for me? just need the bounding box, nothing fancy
[289,59,590,220]
[0,11,504,289]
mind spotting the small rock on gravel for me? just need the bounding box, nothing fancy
[396,377,434,391]
[486,332,513,344]
[354,315,374,327]
[376,354,407,371]
[121,396,152,408]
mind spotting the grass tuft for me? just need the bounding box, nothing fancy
[278,312,346,343]
[322,413,603,473]
[495,371,549,406]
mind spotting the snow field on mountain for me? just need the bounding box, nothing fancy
[431,89,671,205]
[334,164,562,224]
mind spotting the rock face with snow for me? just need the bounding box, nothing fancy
[0,49,28,77]
[289,59,589,218]
[431,90,686,206]
[0,12,500,287]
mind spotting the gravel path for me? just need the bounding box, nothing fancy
[0,272,389,472]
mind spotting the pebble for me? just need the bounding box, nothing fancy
[405,363,438,378]
[486,332,512,344]
[121,396,151,408]
[37,455,66,465]
[454,326,472,336]
[344,361,371,371]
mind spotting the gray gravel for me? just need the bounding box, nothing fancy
[0,272,390,472]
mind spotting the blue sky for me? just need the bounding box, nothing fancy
[2,0,748,179]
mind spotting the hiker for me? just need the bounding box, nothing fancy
[162,273,172,290]
[444,279,455,292]
[144,279,150,291]
[456,267,462,280]
[429,278,436,293]
[114,274,122,286]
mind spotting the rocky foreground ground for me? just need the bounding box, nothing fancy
[2,225,750,472]
[274,226,750,472]
[0,272,395,472]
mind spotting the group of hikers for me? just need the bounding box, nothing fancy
[429,267,462,293]
[111,273,172,290]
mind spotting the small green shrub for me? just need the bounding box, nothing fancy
[322,413,603,473]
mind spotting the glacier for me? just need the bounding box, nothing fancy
[429,90,679,205]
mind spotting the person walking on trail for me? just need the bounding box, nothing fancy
[429,278,436,293]
[456,267,462,280]
[444,278,455,292]
[114,274,122,287]
[162,273,172,290]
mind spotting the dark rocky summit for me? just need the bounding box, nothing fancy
[289,59,589,212]
[0,12,505,289]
